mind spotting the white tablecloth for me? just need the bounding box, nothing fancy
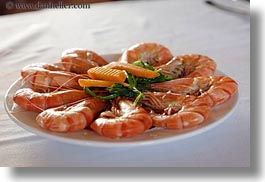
[0,0,250,167]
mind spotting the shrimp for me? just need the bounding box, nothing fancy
[141,92,211,129]
[61,48,109,74]
[21,63,66,78]
[150,75,238,107]
[36,97,107,132]
[90,98,153,138]
[22,63,65,72]
[119,42,173,66]
[13,88,89,112]
[157,54,217,79]
[21,63,83,92]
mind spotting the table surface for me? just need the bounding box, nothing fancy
[0,0,250,167]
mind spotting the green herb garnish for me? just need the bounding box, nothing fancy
[84,61,173,106]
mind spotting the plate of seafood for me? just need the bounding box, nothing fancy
[5,43,238,147]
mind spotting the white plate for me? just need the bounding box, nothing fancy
[4,54,239,147]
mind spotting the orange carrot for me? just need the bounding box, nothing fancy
[78,79,116,87]
[78,79,129,87]
[87,67,126,83]
[104,62,160,78]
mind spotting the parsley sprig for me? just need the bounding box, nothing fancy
[84,61,173,106]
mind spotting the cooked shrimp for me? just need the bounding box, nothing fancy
[61,48,109,74]
[119,42,173,66]
[21,63,82,92]
[90,98,153,138]
[13,88,89,112]
[22,63,66,72]
[141,92,211,129]
[157,54,216,79]
[21,63,65,78]
[36,97,107,132]
[150,75,238,107]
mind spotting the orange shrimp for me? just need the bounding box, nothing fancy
[36,97,107,132]
[157,54,217,78]
[141,92,211,129]
[90,98,153,138]
[150,75,238,107]
[119,42,173,66]
[22,63,66,73]
[61,48,109,74]
[21,63,83,92]
[13,88,89,112]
